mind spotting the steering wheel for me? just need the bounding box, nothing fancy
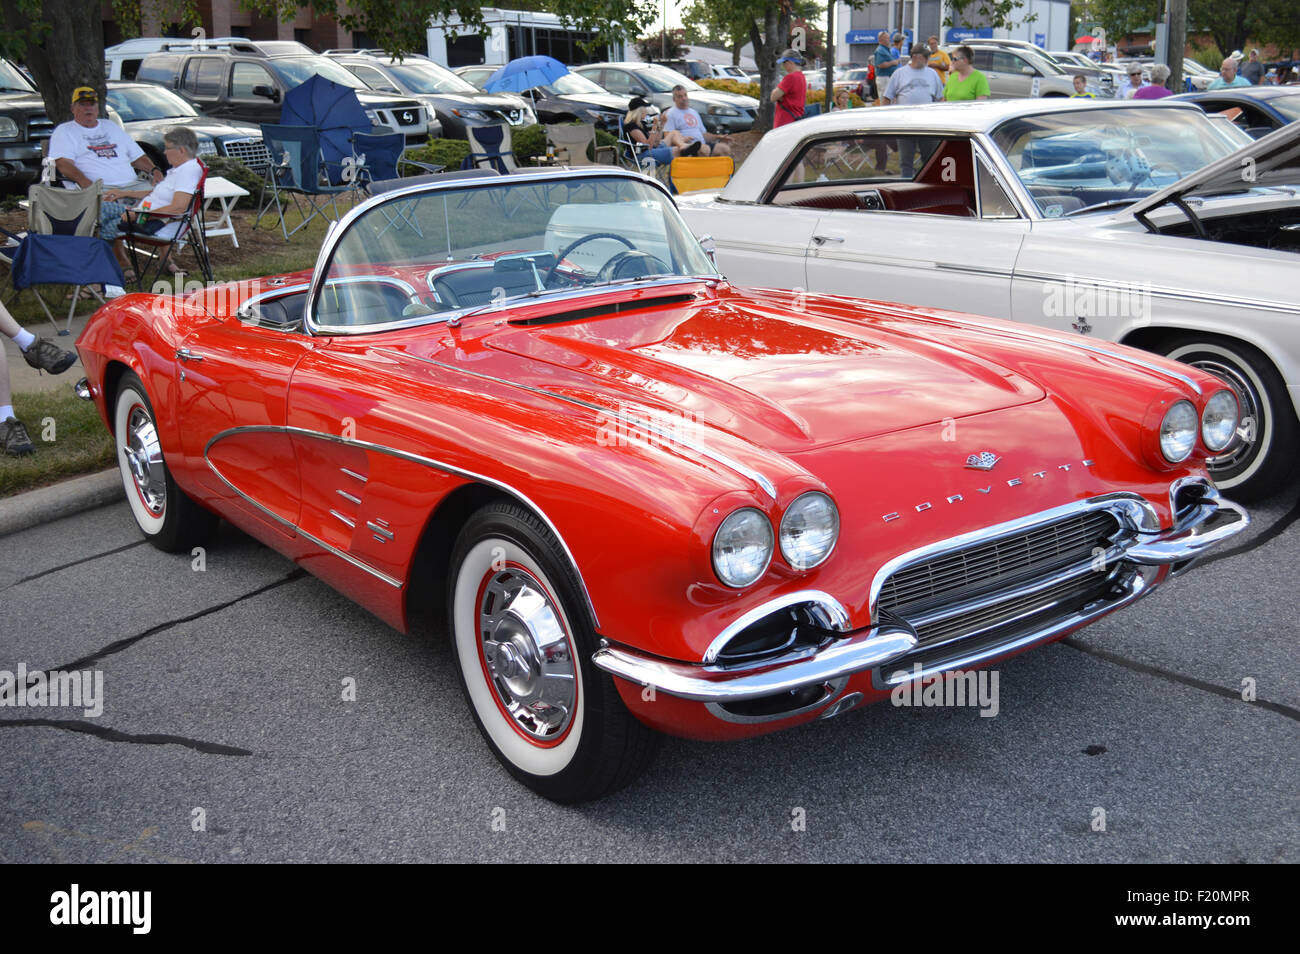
[546,232,637,287]
[599,250,670,282]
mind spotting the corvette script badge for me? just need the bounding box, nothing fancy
[965,451,1000,471]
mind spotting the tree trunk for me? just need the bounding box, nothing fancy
[3,0,105,125]
[752,4,792,132]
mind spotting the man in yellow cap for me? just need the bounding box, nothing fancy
[48,86,163,278]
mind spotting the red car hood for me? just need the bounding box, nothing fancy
[478,293,1045,451]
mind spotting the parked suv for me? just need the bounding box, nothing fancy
[105,82,270,172]
[325,50,533,140]
[134,39,436,144]
[0,58,53,190]
[963,44,1077,98]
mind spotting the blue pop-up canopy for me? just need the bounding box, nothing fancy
[282,75,372,180]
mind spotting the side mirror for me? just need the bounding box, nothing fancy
[1021,66,1037,76]
[699,233,716,264]
[252,84,280,102]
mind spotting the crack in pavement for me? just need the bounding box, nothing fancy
[1061,638,1300,722]
[1194,491,1300,570]
[0,718,252,755]
[3,539,148,591]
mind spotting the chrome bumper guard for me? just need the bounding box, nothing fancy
[592,491,1249,705]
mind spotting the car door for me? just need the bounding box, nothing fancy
[800,136,1026,316]
[174,297,316,535]
[227,60,281,124]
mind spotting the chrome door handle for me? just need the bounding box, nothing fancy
[175,348,204,362]
[811,235,845,245]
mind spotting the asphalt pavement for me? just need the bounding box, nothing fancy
[0,476,1295,863]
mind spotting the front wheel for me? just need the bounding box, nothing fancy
[448,503,659,802]
[1160,336,1298,501]
[114,371,216,551]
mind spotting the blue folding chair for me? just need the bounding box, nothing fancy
[9,235,123,336]
[350,132,443,195]
[255,124,354,240]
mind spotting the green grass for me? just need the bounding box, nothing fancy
[0,389,116,497]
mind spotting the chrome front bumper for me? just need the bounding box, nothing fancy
[592,490,1249,705]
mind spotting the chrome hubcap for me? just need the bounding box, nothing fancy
[124,406,166,515]
[478,568,576,742]
[1190,359,1260,472]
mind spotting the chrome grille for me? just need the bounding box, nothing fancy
[877,509,1122,650]
[221,137,271,171]
[27,114,53,139]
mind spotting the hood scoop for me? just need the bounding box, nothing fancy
[508,293,699,327]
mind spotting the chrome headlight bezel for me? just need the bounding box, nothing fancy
[712,507,774,588]
[1160,399,1198,462]
[0,116,20,140]
[1201,389,1238,452]
[779,492,840,571]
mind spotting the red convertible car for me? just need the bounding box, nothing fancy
[77,168,1248,802]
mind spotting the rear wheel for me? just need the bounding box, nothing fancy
[114,372,216,552]
[448,502,659,802]
[1160,335,1298,500]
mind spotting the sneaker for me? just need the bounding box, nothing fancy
[2,417,34,456]
[22,337,77,375]
[681,141,703,158]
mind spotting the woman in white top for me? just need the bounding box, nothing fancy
[107,126,203,264]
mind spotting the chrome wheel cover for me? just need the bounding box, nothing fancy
[123,404,166,516]
[477,567,577,743]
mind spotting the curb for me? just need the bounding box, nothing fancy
[0,469,123,538]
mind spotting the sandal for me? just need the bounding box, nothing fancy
[120,268,138,284]
[64,287,96,301]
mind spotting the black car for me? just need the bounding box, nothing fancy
[327,52,535,140]
[453,65,642,134]
[0,57,53,190]
[1173,87,1300,139]
[106,82,270,172]
[134,39,437,144]
[574,62,758,134]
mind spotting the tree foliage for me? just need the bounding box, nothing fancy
[634,27,688,63]
[943,0,1038,30]
[1091,0,1300,54]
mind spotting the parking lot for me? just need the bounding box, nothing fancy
[1,483,1294,863]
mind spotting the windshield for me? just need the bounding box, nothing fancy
[315,175,717,331]
[386,60,479,94]
[546,72,611,95]
[0,59,34,92]
[1269,94,1300,123]
[106,85,199,121]
[273,56,368,90]
[639,65,701,92]
[991,108,1238,216]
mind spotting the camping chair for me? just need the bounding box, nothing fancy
[1,182,122,336]
[256,123,354,240]
[544,123,616,167]
[669,156,735,193]
[462,124,518,174]
[349,131,444,196]
[123,160,213,290]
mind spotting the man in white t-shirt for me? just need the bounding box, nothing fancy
[882,49,943,176]
[49,86,162,273]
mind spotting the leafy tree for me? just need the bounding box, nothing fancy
[635,27,688,62]
[943,0,1039,31]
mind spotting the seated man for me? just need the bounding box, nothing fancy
[662,85,731,157]
[48,86,163,279]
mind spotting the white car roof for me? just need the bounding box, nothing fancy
[722,99,1212,201]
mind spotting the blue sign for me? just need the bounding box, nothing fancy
[1034,32,1046,48]
[946,27,993,42]
[846,28,914,45]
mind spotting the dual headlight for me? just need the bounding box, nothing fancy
[712,492,839,588]
[1159,391,1238,462]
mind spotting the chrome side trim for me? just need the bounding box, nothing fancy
[593,624,917,702]
[336,489,362,505]
[870,564,1160,689]
[702,589,851,664]
[1013,270,1297,318]
[379,348,778,500]
[236,283,311,321]
[329,509,356,529]
[340,467,367,483]
[202,425,599,624]
[867,493,1157,614]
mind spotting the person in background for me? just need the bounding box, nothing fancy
[1133,63,1173,99]
[1070,75,1096,98]
[832,86,852,111]
[873,30,900,94]
[624,97,678,168]
[49,85,162,279]
[663,85,731,156]
[770,48,807,127]
[107,126,203,245]
[883,48,943,177]
[1208,57,1251,89]
[1121,66,1146,98]
[1,306,78,456]
[893,33,907,59]
[926,35,951,86]
[943,45,990,101]
[1240,49,1265,85]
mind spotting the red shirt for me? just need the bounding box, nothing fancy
[775,70,807,127]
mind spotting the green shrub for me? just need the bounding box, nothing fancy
[404,138,471,171]
[700,78,761,98]
[203,156,263,200]
[1191,45,1224,71]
